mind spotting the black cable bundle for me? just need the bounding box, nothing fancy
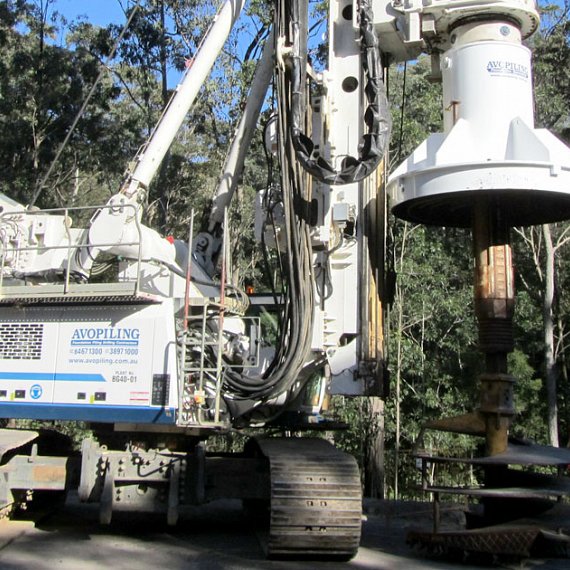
[287,0,391,185]
[220,0,391,417]
[219,1,318,412]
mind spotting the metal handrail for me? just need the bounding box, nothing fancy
[0,203,144,294]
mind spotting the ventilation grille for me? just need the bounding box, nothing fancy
[0,323,44,360]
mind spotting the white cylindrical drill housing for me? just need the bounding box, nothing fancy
[388,18,570,227]
[442,22,533,145]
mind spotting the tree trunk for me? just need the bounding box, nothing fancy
[364,396,385,498]
[560,328,570,447]
[542,224,559,447]
[392,222,410,499]
[394,281,403,499]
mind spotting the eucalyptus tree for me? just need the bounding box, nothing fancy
[0,0,124,208]
[512,1,570,447]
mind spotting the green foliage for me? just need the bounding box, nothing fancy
[0,1,125,207]
[509,349,546,443]
[386,223,478,461]
[388,56,443,168]
[11,419,92,450]
[513,221,570,446]
[525,3,570,444]
[330,396,372,463]
[532,2,570,141]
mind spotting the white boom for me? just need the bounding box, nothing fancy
[122,0,245,199]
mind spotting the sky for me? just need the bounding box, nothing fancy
[55,0,127,27]
[50,0,567,30]
[51,0,188,87]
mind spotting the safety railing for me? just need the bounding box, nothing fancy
[0,203,143,298]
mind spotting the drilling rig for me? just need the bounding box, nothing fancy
[387,0,570,556]
[0,0,568,560]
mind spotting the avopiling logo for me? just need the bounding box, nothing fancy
[71,327,140,346]
[487,60,529,80]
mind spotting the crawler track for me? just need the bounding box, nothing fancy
[256,438,362,559]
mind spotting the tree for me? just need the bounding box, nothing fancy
[514,223,570,447]
[387,222,480,496]
[0,1,125,208]
[384,57,481,495]
[511,1,570,447]
[532,1,570,144]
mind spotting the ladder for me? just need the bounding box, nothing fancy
[176,210,227,428]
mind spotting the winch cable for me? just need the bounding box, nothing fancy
[286,0,391,185]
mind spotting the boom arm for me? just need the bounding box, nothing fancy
[123,0,245,200]
[193,28,275,276]
[72,0,245,279]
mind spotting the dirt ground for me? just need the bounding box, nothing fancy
[0,496,567,569]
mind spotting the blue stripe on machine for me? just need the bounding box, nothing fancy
[0,372,52,381]
[55,373,105,382]
[0,372,105,382]
[0,403,176,424]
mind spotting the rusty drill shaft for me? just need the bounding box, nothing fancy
[473,200,516,456]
